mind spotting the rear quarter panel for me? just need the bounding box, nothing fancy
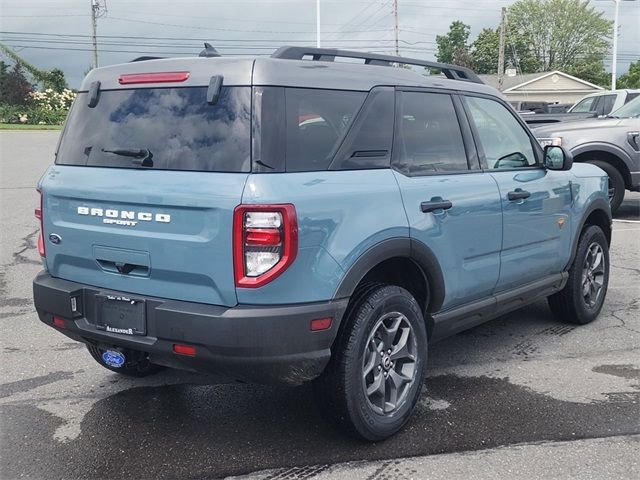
[237,170,408,305]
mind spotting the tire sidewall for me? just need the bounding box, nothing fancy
[344,286,427,441]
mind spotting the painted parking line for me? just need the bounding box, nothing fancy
[613,219,640,224]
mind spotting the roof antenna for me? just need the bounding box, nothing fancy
[199,43,221,58]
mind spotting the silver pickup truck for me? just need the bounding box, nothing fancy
[521,89,640,127]
[534,96,640,213]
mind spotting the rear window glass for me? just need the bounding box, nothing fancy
[56,86,251,172]
[254,87,366,172]
[286,88,365,171]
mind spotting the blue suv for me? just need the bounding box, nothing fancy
[33,47,612,441]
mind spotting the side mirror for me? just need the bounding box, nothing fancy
[544,145,573,171]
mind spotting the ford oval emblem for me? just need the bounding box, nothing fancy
[49,233,62,245]
[102,350,125,368]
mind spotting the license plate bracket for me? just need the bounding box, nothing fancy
[95,294,146,336]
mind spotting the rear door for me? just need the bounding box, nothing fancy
[392,89,502,311]
[39,85,252,306]
[463,94,573,292]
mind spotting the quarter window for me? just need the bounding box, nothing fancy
[465,96,537,169]
[392,91,469,175]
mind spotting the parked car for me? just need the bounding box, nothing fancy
[520,89,640,127]
[570,89,640,115]
[535,96,640,213]
[33,46,612,441]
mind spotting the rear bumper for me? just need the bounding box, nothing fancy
[33,271,347,385]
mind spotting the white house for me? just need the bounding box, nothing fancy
[478,70,604,104]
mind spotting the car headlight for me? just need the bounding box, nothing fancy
[537,137,562,147]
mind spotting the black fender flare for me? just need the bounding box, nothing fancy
[333,237,445,313]
[566,198,612,270]
[571,142,632,165]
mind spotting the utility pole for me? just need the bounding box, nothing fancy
[611,0,619,90]
[316,0,321,48]
[90,0,107,69]
[497,6,507,91]
[393,0,399,56]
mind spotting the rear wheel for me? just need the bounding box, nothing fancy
[588,160,625,215]
[314,284,427,441]
[548,225,609,324]
[87,345,165,377]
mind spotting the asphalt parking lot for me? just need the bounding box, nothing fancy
[1,130,639,479]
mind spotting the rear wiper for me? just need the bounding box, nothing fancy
[101,148,153,167]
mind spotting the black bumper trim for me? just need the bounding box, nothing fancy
[33,271,348,385]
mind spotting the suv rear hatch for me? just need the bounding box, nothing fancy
[39,79,251,307]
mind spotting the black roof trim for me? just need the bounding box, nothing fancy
[130,56,165,62]
[271,46,483,84]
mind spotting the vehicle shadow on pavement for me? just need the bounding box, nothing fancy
[2,302,639,480]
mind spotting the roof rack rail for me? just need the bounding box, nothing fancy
[130,56,165,62]
[271,46,483,84]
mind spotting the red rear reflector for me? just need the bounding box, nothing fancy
[311,317,333,331]
[173,344,196,357]
[53,316,65,328]
[245,228,282,246]
[118,71,190,85]
[36,189,45,257]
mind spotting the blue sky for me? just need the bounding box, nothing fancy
[0,0,638,88]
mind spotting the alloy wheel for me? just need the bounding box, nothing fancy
[582,242,606,308]
[362,312,418,415]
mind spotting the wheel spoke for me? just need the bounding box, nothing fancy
[367,370,385,397]
[362,344,377,378]
[589,249,603,273]
[390,327,413,361]
[381,315,402,347]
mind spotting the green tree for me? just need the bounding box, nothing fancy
[1,63,33,105]
[617,60,640,89]
[507,0,612,73]
[436,21,471,65]
[471,28,499,74]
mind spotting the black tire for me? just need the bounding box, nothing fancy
[548,225,609,325]
[87,345,165,377]
[313,284,428,442]
[588,160,625,215]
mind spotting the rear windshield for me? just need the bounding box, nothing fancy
[56,86,251,172]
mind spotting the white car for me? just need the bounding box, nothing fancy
[569,89,640,116]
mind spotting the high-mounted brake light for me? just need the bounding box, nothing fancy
[35,189,45,257]
[233,205,297,288]
[118,71,190,85]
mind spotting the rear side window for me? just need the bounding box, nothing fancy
[254,87,366,172]
[392,91,469,175]
[285,88,366,172]
[625,93,640,104]
[56,87,251,172]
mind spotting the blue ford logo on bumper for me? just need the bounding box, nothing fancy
[102,350,125,368]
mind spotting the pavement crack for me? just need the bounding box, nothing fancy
[11,229,41,266]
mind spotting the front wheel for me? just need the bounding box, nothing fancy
[313,285,428,441]
[588,160,625,215]
[548,225,609,324]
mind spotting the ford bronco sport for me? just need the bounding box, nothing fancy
[33,46,612,441]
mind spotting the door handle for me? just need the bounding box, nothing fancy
[421,200,453,213]
[507,190,531,201]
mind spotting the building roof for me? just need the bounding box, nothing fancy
[478,70,604,93]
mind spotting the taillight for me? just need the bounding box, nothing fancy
[233,204,297,288]
[35,189,45,257]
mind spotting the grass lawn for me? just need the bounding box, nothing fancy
[0,123,62,130]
